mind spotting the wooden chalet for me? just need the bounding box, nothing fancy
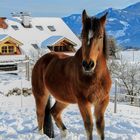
[41,36,76,52]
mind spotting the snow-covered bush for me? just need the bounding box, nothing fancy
[6,88,32,97]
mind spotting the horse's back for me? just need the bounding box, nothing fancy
[32,52,71,96]
[35,52,68,66]
[32,52,70,75]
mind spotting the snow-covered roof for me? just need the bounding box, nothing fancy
[0,34,23,46]
[41,35,77,48]
[0,17,81,57]
[41,35,63,47]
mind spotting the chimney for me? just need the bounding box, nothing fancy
[20,12,32,28]
[0,17,8,29]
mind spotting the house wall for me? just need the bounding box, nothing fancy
[50,39,76,52]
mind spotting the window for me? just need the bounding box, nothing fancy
[2,46,7,54]
[1,46,14,54]
[8,46,14,54]
[47,26,56,32]
[32,44,39,49]
[11,25,19,30]
[36,25,44,31]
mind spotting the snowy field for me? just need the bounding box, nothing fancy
[0,95,140,140]
[120,50,140,62]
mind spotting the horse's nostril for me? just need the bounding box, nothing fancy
[89,60,94,68]
[82,60,87,67]
[82,60,94,71]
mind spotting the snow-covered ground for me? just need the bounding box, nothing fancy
[120,50,140,62]
[0,74,31,95]
[0,95,140,140]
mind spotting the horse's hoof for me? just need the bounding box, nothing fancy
[39,129,44,135]
[60,129,68,138]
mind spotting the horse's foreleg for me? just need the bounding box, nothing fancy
[51,101,68,137]
[94,96,109,140]
[78,99,93,140]
[35,95,49,134]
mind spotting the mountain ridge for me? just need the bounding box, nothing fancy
[62,2,140,48]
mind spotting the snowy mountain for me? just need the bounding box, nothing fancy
[63,2,140,48]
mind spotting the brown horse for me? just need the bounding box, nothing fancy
[32,10,112,140]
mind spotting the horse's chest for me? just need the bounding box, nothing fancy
[87,82,106,103]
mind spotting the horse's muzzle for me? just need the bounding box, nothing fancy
[82,60,95,72]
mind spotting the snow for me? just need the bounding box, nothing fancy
[0,34,7,41]
[41,36,63,47]
[0,95,140,140]
[0,74,31,95]
[108,30,126,38]
[121,39,130,43]
[108,18,116,22]
[120,21,129,27]
[108,20,129,39]
[120,50,140,62]
[0,55,25,62]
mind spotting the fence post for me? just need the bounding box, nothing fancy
[26,56,30,81]
[114,79,118,113]
[21,80,23,108]
[133,50,134,62]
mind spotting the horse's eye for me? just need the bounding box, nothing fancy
[98,35,103,39]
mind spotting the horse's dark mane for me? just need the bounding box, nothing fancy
[81,16,108,59]
[75,47,82,60]
[103,30,108,59]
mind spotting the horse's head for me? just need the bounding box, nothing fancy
[81,10,108,74]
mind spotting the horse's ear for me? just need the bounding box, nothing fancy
[82,9,88,24]
[100,12,108,26]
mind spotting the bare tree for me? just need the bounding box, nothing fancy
[107,36,140,104]
[109,60,140,104]
[107,36,121,59]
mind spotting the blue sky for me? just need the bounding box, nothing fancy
[0,0,140,17]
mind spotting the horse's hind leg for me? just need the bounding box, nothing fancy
[34,92,49,134]
[51,101,68,136]
[94,96,109,140]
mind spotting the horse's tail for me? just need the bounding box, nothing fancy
[43,96,54,138]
